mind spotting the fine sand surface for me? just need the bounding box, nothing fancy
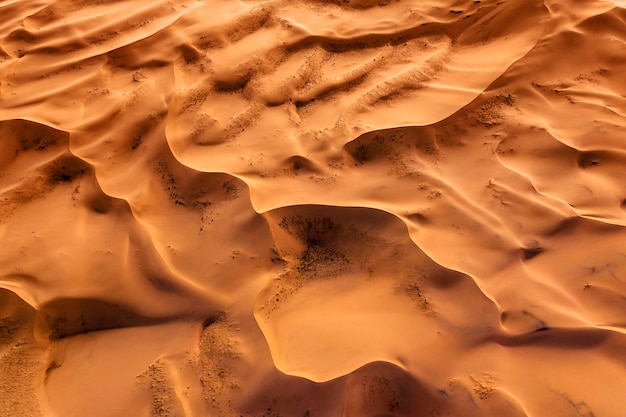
[1,0,626,416]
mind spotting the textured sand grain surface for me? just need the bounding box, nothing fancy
[1,0,626,416]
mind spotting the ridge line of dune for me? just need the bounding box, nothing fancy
[494,138,626,227]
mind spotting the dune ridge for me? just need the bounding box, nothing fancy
[1,0,626,416]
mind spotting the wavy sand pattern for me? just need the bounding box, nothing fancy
[1,0,625,416]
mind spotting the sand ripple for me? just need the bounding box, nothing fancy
[1,0,625,416]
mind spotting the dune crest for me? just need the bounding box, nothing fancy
[1,0,625,416]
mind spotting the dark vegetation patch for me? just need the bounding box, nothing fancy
[177,43,202,65]
[278,215,350,275]
[155,163,244,232]
[156,162,180,203]
[296,245,349,274]
[474,93,515,127]
[261,215,352,316]
[45,156,88,185]
[345,131,411,172]
[222,180,239,200]
[20,135,58,151]
[286,156,319,176]
[131,134,143,150]
[402,281,432,314]
[225,5,272,43]
[198,312,240,414]
[0,317,21,345]
[353,144,370,164]
[45,313,70,341]
[395,269,435,316]
[278,215,341,247]
[138,358,184,417]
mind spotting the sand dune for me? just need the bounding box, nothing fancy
[1,0,625,416]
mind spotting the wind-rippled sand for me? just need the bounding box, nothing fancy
[1,0,625,416]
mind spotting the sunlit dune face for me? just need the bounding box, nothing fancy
[1,0,626,416]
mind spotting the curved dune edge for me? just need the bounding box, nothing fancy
[165,0,548,176]
[2,0,626,416]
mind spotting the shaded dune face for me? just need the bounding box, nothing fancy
[341,361,439,417]
[1,0,626,416]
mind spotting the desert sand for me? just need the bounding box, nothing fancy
[1,0,626,415]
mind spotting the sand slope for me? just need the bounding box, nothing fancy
[1,0,625,416]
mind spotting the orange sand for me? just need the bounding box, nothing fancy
[1,0,625,416]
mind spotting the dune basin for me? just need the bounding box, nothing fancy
[1,0,626,416]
